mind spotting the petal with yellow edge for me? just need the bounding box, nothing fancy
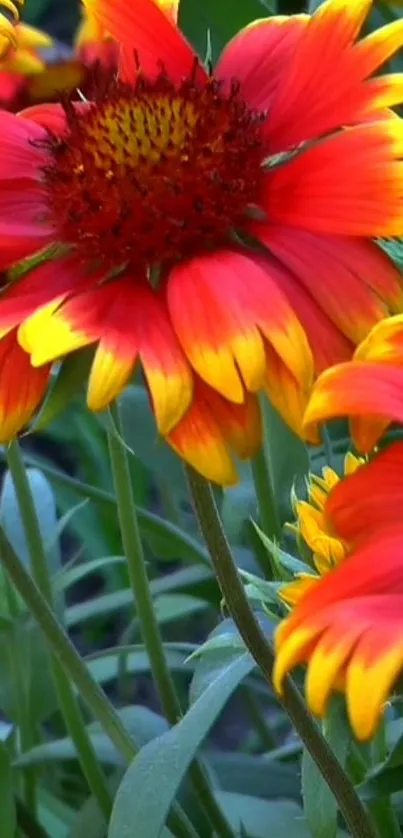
[21,273,193,434]
[167,250,313,405]
[0,330,50,442]
[167,380,261,486]
[303,359,403,452]
[274,521,403,739]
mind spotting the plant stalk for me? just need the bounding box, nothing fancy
[186,467,378,838]
[0,525,199,838]
[6,441,113,819]
[107,402,235,838]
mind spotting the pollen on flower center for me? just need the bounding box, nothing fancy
[42,72,266,270]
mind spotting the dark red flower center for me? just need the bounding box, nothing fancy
[42,72,266,272]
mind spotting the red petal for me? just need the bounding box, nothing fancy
[84,0,204,84]
[0,111,49,179]
[0,330,50,442]
[326,441,403,545]
[167,378,261,485]
[253,223,400,343]
[256,253,353,373]
[0,255,86,334]
[263,121,403,238]
[167,249,313,403]
[303,360,403,451]
[215,15,307,111]
[260,0,403,153]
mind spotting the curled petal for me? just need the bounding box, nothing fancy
[0,330,50,442]
[303,360,403,451]
[264,342,317,443]
[167,380,261,486]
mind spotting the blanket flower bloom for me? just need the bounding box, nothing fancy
[280,453,362,606]
[274,441,403,740]
[304,313,403,452]
[0,5,117,112]
[0,0,403,479]
[0,22,53,110]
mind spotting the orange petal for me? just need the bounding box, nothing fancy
[303,360,403,451]
[0,330,50,442]
[166,379,261,485]
[264,342,317,443]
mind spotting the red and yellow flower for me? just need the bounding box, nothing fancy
[304,314,403,452]
[274,441,403,740]
[280,453,362,606]
[0,0,402,481]
[0,4,118,112]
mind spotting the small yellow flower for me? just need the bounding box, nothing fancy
[279,453,363,606]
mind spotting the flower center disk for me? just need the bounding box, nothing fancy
[43,74,266,270]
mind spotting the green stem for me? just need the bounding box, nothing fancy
[108,403,235,838]
[186,468,378,838]
[0,528,198,838]
[5,579,37,812]
[251,446,281,544]
[6,441,113,820]
[16,799,50,838]
[241,685,276,751]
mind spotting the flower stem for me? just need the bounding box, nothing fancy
[108,403,235,838]
[0,526,199,838]
[6,441,113,820]
[251,446,281,545]
[186,467,378,838]
[5,579,38,813]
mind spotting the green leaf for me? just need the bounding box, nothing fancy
[66,565,212,626]
[54,556,127,593]
[108,649,254,838]
[0,469,60,577]
[189,618,254,704]
[16,706,168,769]
[208,753,301,803]
[261,398,310,523]
[251,525,309,576]
[216,793,312,838]
[180,0,273,60]
[32,349,94,431]
[359,721,403,801]
[86,645,194,687]
[301,699,350,838]
[378,238,403,273]
[0,742,16,838]
[116,386,188,500]
[20,455,210,565]
[221,462,256,543]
